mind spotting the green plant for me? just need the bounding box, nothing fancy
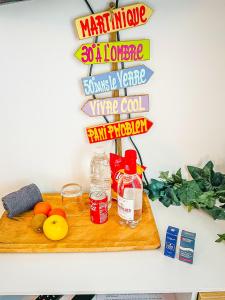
[144,161,225,242]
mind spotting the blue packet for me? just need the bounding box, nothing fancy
[179,230,196,264]
[164,226,179,258]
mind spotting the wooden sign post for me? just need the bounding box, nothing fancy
[110,2,122,155]
[75,40,150,64]
[86,117,153,144]
[82,95,149,117]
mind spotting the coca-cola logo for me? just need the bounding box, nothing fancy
[115,170,124,181]
[90,203,97,211]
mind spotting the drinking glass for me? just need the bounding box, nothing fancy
[61,183,83,214]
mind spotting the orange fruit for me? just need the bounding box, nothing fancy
[34,202,52,216]
[48,208,66,219]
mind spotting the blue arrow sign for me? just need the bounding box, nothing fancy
[82,65,153,96]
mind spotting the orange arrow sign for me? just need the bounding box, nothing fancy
[75,3,153,40]
[86,117,153,144]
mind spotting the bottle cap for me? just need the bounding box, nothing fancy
[124,150,137,174]
[125,150,137,161]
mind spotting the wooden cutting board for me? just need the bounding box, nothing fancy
[198,293,225,300]
[0,193,160,253]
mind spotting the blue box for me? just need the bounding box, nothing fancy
[164,226,179,258]
[179,230,196,264]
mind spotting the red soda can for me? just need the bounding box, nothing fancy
[90,191,108,224]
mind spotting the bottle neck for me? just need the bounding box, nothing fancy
[124,162,137,175]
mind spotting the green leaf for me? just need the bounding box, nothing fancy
[215,190,225,198]
[176,181,203,206]
[187,165,204,181]
[204,206,225,220]
[176,168,182,177]
[159,171,170,181]
[150,179,165,191]
[215,233,225,242]
[159,194,172,207]
[204,181,214,191]
[147,179,166,200]
[158,187,180,207]
[211,172,224,187]
[203,161,214,178]
[172,168,183,184]
[197,191,216,209]
[187,162,215,192]
[166,187,181,206]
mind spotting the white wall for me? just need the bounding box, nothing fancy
[0,0,225,197]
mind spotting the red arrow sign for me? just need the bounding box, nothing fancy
[86,117,153,144]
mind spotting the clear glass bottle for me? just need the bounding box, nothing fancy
[90,147,112,209]
[117,150,143,228]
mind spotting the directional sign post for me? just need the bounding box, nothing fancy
[75,40,150,64]
[82,65,153,96]
[82,95,149,117]
[86,117,153,144]
[73,2,155,153]
[75,3,153,40]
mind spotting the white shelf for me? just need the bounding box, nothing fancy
[0,200,224,295]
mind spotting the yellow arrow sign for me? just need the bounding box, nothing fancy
[74,40,150,64]
[75,3,153,40]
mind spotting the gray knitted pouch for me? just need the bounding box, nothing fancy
[2,183,43,218]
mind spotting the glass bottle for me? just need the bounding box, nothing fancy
[90,147,112,209]
[117,150,143,228]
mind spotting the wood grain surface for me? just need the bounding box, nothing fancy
[0,193,160,253]
[198,292,225,300]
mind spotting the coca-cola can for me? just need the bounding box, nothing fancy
[90,191,108,224]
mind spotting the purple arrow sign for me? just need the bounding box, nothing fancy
[82,95,149,117]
